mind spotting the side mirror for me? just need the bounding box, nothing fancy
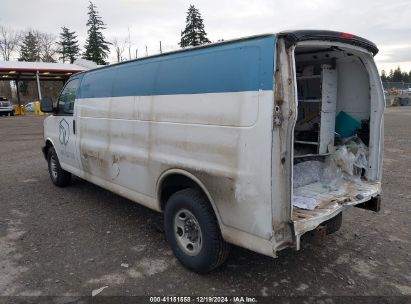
[40,97,54,113]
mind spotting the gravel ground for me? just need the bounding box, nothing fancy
[0,109,410,299]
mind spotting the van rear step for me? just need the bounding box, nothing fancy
[292,180,380,250]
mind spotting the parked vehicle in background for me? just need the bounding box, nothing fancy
[41,31,385,273]
[0,97,14,116]
[25,102,35,112]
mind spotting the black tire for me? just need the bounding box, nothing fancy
[10,111,14,116]
[323,212,343,235]
[47,147,71,187]
[164,188,230,273]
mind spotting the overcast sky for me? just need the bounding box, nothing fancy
[1,0,410,72]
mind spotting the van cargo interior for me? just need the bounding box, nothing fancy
[291,43,382,227]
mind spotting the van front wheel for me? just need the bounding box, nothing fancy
[164,188,230,273]
[47,147,71,187]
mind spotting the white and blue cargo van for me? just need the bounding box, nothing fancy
[41,31,385,273]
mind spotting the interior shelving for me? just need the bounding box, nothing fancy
[294,64,338,157]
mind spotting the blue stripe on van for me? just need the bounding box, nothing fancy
[78,36,275,98]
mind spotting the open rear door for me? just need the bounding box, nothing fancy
[283,30,384,250]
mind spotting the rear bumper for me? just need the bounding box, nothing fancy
[355,195,381,212]
[0,109,13,113]
[292,181,381,250]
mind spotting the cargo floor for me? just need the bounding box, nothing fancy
[292,179,380,236]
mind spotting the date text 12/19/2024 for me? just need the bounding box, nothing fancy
[149,296,258,303]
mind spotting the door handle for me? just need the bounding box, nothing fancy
[73,120,76,134]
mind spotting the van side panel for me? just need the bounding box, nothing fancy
[76,36,276,241]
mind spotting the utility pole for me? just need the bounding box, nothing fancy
[36,70,42,100]
[159,41,162,54]
[15,78,21,108]
[135,49,138,59]
[145,45,148,56]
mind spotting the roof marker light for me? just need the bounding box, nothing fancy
[341,32,354,39]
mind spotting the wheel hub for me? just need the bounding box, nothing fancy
[184,219,199,242]
[174,209,203,256]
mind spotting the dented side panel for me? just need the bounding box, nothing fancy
[76,90,275,240]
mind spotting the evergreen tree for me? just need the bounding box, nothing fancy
[405,70,411,83]
[381,68,411,83]
[57,26,80,63]
[388,69,394,81]
[392,66,402,82]
[380,70,387,82]
[179,5,211,48]
[83,1,110,65]
[19,31,40,61]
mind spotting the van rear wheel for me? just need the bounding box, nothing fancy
[164,188,230,273]
[47,147,71,187]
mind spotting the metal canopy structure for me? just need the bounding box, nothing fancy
[0,61,90,106]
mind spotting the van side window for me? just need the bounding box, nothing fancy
[58,78,79,115]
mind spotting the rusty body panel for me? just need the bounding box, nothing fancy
[75,90,276,243]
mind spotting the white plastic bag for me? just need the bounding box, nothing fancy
[293,161,323,188]
[292,196,320,210]
[344,136,368,176]
[293,136,369,189]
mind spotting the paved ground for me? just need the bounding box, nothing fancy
[0,109,410,298]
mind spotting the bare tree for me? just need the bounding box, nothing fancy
[112,37,126,63]
[0,25,21,61]
[36,31,58,62]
